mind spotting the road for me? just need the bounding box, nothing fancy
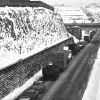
[82,46,100,100]
[14,41,100,100]
[41,43,99,100]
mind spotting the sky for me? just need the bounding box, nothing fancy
[31,0,100,7]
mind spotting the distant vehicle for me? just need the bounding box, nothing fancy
[90,29,97,40]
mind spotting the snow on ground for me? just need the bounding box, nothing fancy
[87,8,100,15]
[54,6,91,23]
[54,6,100,23]
[82,46,100,100]
[0,7,70,70]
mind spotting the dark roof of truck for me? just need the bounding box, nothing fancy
[0,0,54,11]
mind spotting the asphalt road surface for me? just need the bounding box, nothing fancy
[15,43,100,100]
[41,43,99,100]
[82,46,100,100]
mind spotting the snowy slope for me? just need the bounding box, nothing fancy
[0,7,70,69]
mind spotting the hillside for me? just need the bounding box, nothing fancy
[0,7,70,68]
[86,3,100,8]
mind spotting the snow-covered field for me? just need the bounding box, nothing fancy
[54,6,100,23]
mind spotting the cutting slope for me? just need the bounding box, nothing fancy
[0,7,69,68]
